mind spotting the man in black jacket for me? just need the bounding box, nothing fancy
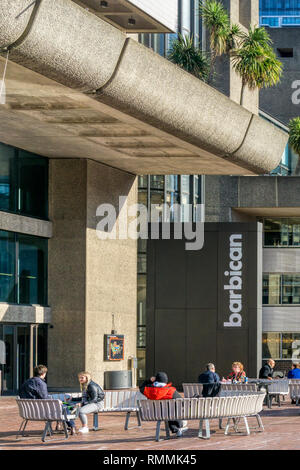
[259,359,275,380]
[19,365,50,399]
[198,363,221,398]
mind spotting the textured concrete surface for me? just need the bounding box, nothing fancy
[1,396,300,450]
[47,159,137,389]
[260,27,300,126]
[0,0,287,175]
[85,160,137,385]
[0,210,52,238]
[0,304,51,324]
[205,176,300,223]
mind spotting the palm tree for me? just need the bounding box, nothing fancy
[167,34,210,82]
[289,118,300,156]
[231,26,283,105]
[199,0,242,83]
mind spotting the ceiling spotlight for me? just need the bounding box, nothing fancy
[128,17,136,26]
[100,1,108,7]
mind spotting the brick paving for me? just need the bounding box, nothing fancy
[0,396,300,450]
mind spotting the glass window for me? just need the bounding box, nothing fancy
[0,142,48,219]
[282,274,300,304]
[263,273,281,304]
[0,144,16,213]
[264,218,300,246]
[18,150,48,218]
[0,230,15,303]
[150,190,164,222]
[18,234,47,305]
[262,332,281,359]
[282,333,300,360]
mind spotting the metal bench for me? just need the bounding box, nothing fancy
[182,382,257,398]
[289,381,300,405]
[67,389,146,431]
[267,379,289,407]
[138,393,265,441]
[16,398,76,442]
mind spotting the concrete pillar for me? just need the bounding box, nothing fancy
[47,159,137,388]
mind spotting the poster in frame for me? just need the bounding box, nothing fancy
[104,334,124,361]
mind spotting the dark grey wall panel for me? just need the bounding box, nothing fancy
[216,329,249,378]
[186,232,218,309]
[186,309,217,383]
[146,222,262,386]
[154,309,186,385]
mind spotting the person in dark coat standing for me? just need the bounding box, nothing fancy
[140,371,188,437]
[198,363,221,398]
[259,359,275,379]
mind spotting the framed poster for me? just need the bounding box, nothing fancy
[104,335,124,361]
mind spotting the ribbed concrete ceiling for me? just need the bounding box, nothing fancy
[73,0,175,32]
[1,58,253,175]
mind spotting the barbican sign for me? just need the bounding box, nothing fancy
[223,234,243,327]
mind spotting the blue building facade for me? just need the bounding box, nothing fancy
[260,0,300,27]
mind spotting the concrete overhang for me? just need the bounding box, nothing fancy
[72,0,177,33]
[0,0,288,175]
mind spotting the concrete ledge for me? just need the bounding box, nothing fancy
[0,211,52,238]
[0,0,288,174]
[0,303,51,323]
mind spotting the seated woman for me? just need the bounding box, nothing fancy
[77,371,105,434]
[226,361,247,383]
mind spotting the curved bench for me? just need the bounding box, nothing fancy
[138,393,265,441]
[56,390,146,431]
[16,398,76,442]
[182,382,257,398]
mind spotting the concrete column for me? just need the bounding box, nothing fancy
[47,159,137,388]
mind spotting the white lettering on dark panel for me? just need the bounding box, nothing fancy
[223,234,242,327]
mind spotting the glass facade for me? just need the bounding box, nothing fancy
[263,218,300,246]
[263,273,300,304]
[0,324,48,393]
[0,230,48,306]
[260,0,300,27]
[263,332,300,360]
[0,142,48,219]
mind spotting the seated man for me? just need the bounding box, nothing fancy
[140,371,188,438]
[19,364,50,399]
[198,363,221,398]
[19,364,75,433]
[259,359,275,380]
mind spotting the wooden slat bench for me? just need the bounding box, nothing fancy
[138,393,265,441]
[65,390,147,431]
[16,398,76,442]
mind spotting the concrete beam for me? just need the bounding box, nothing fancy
[0,0,288,174]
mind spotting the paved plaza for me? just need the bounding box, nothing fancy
[0,396,300,451]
